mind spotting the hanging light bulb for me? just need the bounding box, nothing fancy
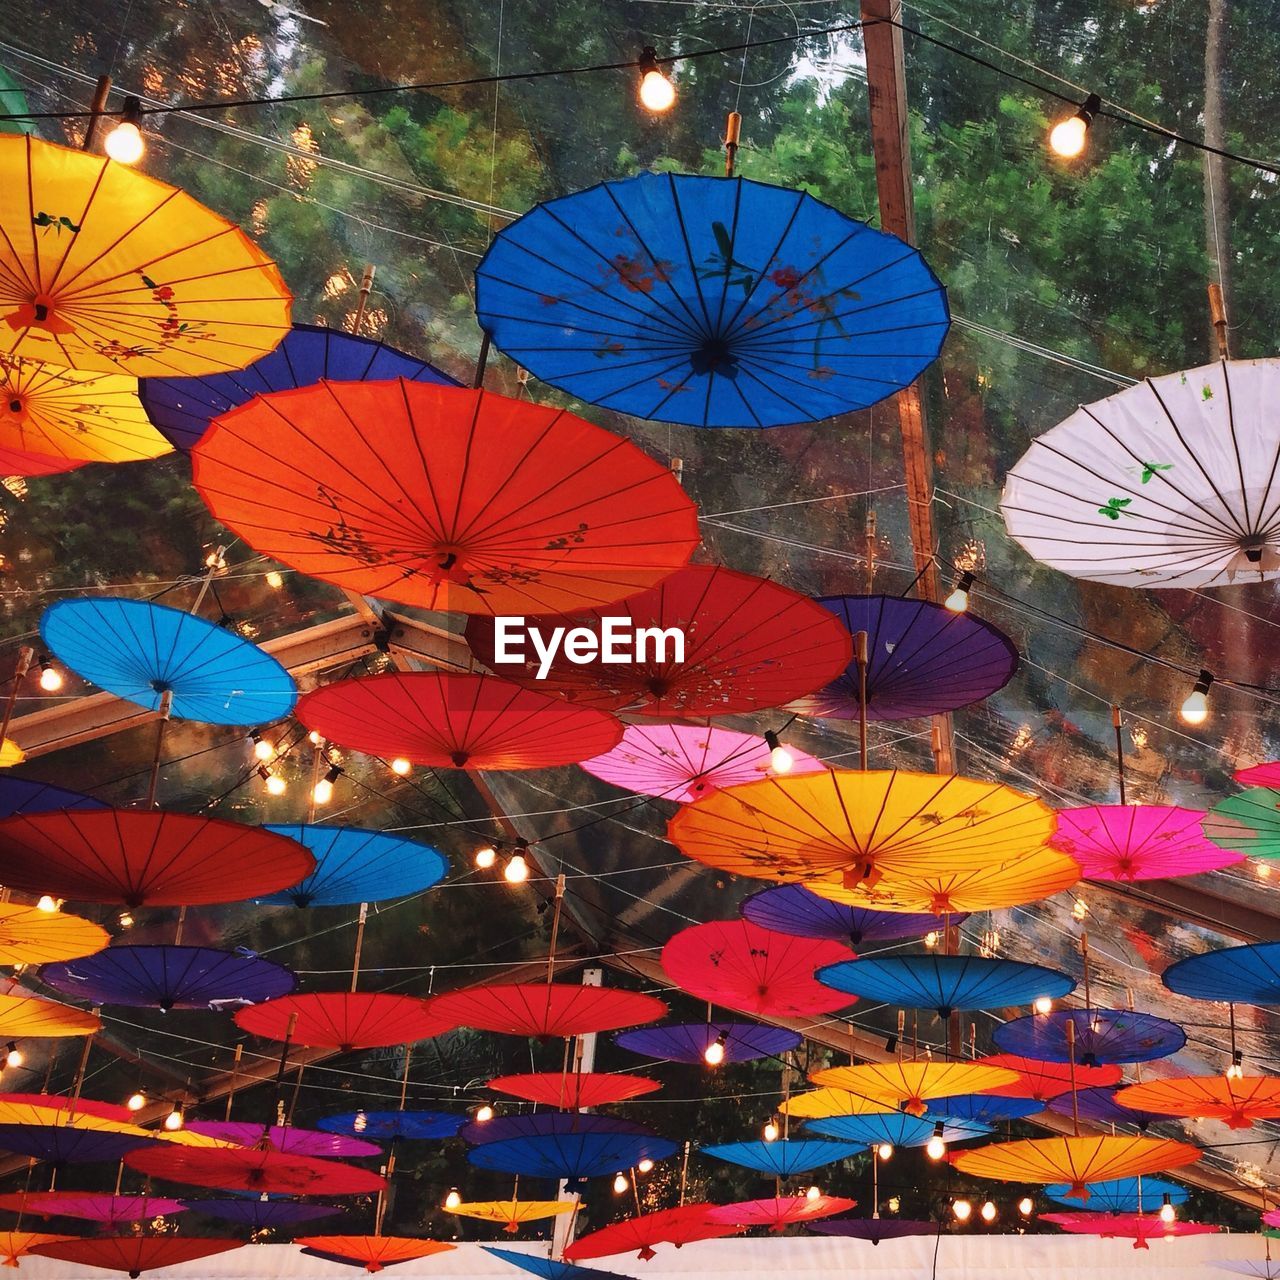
[613,1172,629,1195]
[118,911,134,929]
[308,730,324,747]
[876,1142,893,1161]
[389,758,412,776]
[265,570,284,589]
[952,1199,972,1222]
[126,1090,146,1112]
[504,849,530,883]
[1033,996,1054,1015]
[1226,1048,1245,1080]
[943,571,974,614]
[444,1188,461,1209]
[312,763,342,806]
[1048,93,1101,159]
[805,1185,821,1201]
[636,47,675,113]
[637,1158,654,1174]
[474,846,498,870]
[887,1196,900,1214]
[104,96,146,164]
[260,767,287,797]
[1159,1193,1176,1224]
[163,1103,184,1131]
[352,1112,368,1133]
[4,1044,21,1069]
[763,730,794,774]
[925,1122,947,1161]
[923,931,939,949]
[474,1104,494,1123]
[1072,898,1089,921]
[703,1031,727,1066]
[35,896,59,913]
[1180,670,1213,725]
[1018,1197,1034,1217]
[762,1116,780,1142]
[250,731,274,762]
[980,1201,997,1223]
[37,656,63,692]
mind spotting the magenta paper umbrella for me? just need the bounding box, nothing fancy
[1236,762,1280,788]
[580,724,824,804]
[1049,805,1245,882]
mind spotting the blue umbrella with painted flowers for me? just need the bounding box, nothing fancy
[740,884,962,946]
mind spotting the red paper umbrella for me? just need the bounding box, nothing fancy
[125,1144,386,1195]
[979,1055,1123,1102]
[0,810,314,908]
[192,381,699,614]
[427,984,666,1038]
[661,920,855,1017]
[296,672,622,770]
[487,1072,661,1108]
[234,992,454,1051]
[466,564,853,718]
[1042,1212,1218,1250]
[30,1236,243,1277]
[706,1195,857,1231]
[564,1205,739,1261]
[292,1238,455,1273]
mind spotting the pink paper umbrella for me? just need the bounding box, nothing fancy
[1050,805,1244,882]
[580,725,823,804]
[1236,762,1280,788]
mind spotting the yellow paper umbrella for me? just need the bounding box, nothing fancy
[443,1200,577,1232]
[0,994,99,1038]
[0,135,290,376]
[808,1062,1021,1117]
[667,769,1055,893]
[0,1232,73,1268]
[1113,1075,1280,1130]
[779,1088,898,1120]
[0,903,108,966]
[0,742,24,770]
[951,1135,1201,1199]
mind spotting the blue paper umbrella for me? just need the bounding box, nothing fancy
[314,1110,466,1141]
[992,1009,1186,1066]
[40,945,296,1011]
[1044,1178,1188,1214]
[0,778,105,818]
[924,1094,1045,1126]
[809,1218,939,1244]
[1163,941,1280,1004]
[475,172,950,429]
[464,1114,677,1188]
[1047,1086,1163,1132]
[0,1126,157,1164]
[805,1112,989,1147]
[40,598,296,726]
[258,825,448,907]
[699,1138,859,1176]
[138,324,458,451]
[613,1021,800,1065]
[816,955,1074,1016]
[483,1248,628,1280]
[740,885,962,946]
[183,1199,343,1228]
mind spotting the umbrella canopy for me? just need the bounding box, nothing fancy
[700,1138,861,1176]
[808,1218,939,1244]
[1042,1211,1218,1249]
[184,1121,381,1158]
[780,1089,900,1121]
[660,920,855,1017]
[234,992,453,1051]
[482,1246,629,1280]
[192,381,698,614]
[0,903,107,966]
[1001,358,1280,588]
[139,323,457,451]
[426,983,666,1038]
[1206,789,1280,859]
[314,1111,465,1141]
[125,1145,386,1195]
[992,1010,1187,1066]
[705,1195,857,1230]
[0,810,314,908]
[952,1135,1201,1198]
[486,1072,661,1109]
[0,1233,73,1267]
[1163,940,1280,1003]
[40,945,296,1011]
[257,825,449,907]
[0,1095,132,1123]
[0,135,289,376]
[1236,761,1280,788]
[182,1199,342,1228]
[0,778,104,818]
[1113,1076,1280,1129]
[1047,1086,1163,1132]
[613,1021,800,1065]
[30,1237,244,1277]
[815,954,1074,1016]
[443,1199,576,1231]
[291,1238,454,1273]
[0,1193,184,1224]
[563,1205,736,1261]
[0,357,169,466]
[926,1094,1045,1125]
[807,1062,1021,1118]
[1045,1178,1189,1214]
[667,768,1056,896]
[1050,804,1243,881]
[466,565,853,719]
[978,1055,1124,1102]
[740,885,961,946]
[296,672,622,771]
[805,1111,990,1146]
[474,170,949,429]
[0,994,99,1038]
[0,1126,155,1164]
[1217,1266,1280,1279]
[787,595,1017,721]
[40,597,296,726]
[579,724,823,804]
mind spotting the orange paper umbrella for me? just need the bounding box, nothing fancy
[296,672,622,770]
[193,381,698,614]
[443,1200,575,1232]
[0,135,289,376]
[1113,1075,1280,1129]
[808,1062,1021,1118]
[487,1072,661,1108]
[426,984,666,1038]
[293,1238,454,1273]
[979,1055,1123,1102]
[563,1205,737,1261]
[951,1135,1201,1199]
[30,1237,243,1276]
[126,1144,386,1195]
[0,903,108,965]
[668,769,1056,894]
[706,1195,857,1231]
[0,1233,72,1268]
[779,1088,896,1120]
[0,994,98,1038]
[234,992,454,1051]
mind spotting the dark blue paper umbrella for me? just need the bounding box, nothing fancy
[464,1114,677,1188]
[314,1110,465,1141]
[0,778,106,818]
[809,1218,938,1244]
[258,825,448,907]
[1044,1178,1188,1214]
[992,1009,1186,1066]
[183,1199,343,1228]
[1163,941,1280,1004]
[138,324,458,451]
[475,172,949,430]
[699,1138,859,1176]
[923,1094,1044,1125]
[805,1112,989,1146]
[0,1126,157,1164]
[787,596,1017,721]
[613,1021,800,1065]
[1047,1086,1163,1132]
[483,1247,628,1280]
[40,945,296,1012]
[740,885,962,946]
[816,955,1074,1016]
[40,598,296,726]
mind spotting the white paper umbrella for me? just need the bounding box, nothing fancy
[1001,358,1280,588]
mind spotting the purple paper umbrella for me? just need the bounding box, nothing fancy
[1047,1086,1163,1132]
[809,1217,940,1244]
[0,1192,184,1224]
[786,595,1018,721]
[740,884,965,946]
[0,778,106,817]
[614,1021,801,1065]
[184,1122,381,1159]
[0,1126,158,1164]
[40,945,297,1012]
[993,1009,1186,1066]
[182,1199,344,1229]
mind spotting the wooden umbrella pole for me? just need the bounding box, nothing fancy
[1065,1018,1079,1136]
[723,111,741,177]
[270,1013,298,1122]
[145,690,173,810]
[865,509,877,593]
[306,744,324,824]
[285,1062,306,1128]
[81,74,111,151]
[1112,705,1127,806]
[1080,933,1091,1011]
[1209,282,1231,361]
[66,1018,99,1122]
[353,264,376,334]
[350,902,369,992]
[190,552,223,616]
[678,1140,690,1207]
[473,332,492,388]
[113,1159,124,1196]
[872,1144,880,1218]
[855,630,869,770]
[781,1050,792,1141]
[173,906,186,946]
[896,1010,904,1062]
[630,1167,641,1215]
[0,646,32,747]
[545,873,566,986]
[223,1044,243,1121]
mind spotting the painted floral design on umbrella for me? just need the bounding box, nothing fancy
[1050,804,1243,881]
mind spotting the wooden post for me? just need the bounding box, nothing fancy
[855,630,869,769]
[1112,705,1127,806]
[350,902,369,992]
[81,75,112,152]
[1208,282,1230,361]
[144,690,172,810]
[353,265,376,334]
[723,111,741,177]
